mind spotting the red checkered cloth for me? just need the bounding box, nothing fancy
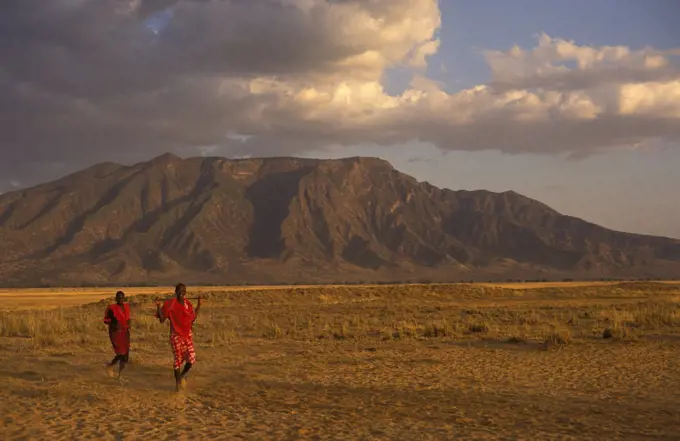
[170,332,196,370]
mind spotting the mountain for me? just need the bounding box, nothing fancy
[0,153,678,287]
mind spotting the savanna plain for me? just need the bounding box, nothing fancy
[1,281,680,440]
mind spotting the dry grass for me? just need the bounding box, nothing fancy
[1,281,680,439]
[2,279,678,309]
[2,282,679,348]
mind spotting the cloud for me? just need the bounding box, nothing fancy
[484,33,680,92]
[1,0,679,191]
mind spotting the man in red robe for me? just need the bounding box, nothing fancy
[103,291,131,379]
[156,283,201,391]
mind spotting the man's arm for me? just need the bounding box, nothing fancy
[104,307,117,331]
[195,297,202,317]
[192,297,202,325]
[155,300,167,323]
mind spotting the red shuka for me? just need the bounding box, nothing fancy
[104,303,131,355]
[160,298,196,339]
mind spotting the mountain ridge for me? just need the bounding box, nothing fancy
[0,154,678,287]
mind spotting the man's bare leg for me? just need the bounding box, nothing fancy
[178,362,192,389]
[106,355,123,378]
[174,368,182,391]
[117,355,128,382]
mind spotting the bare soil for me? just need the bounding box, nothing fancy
[1,282,679,440]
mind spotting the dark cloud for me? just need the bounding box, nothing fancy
[0,0,443,190]
[0,0,678,192]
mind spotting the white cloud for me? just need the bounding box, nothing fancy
[226,29,680,156]
[619,81,680,117]
[484,33,680,91]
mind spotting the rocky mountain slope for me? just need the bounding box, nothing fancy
[0,153,678,286]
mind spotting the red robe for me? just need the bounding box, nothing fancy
[159,298,195,340]
[104,303,131,355]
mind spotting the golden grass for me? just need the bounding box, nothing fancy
[2,282,679,348]
[1,281,680,439]
[478,281,621,289]
[3,280,679,310]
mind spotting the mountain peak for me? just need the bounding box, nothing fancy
[147,152,182,165]
[338,156,394,169]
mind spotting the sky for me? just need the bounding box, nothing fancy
[1,0,679,238]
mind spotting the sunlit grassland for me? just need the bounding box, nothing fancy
[2,282,679,351]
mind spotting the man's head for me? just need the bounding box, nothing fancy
[115,291,125,305]
[175,283,186,302]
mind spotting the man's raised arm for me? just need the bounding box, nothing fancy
[195,297,202,317]
[191,297,202,325]
[155,299,167,323]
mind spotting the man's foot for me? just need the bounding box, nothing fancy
[180,377,187,390]
[105,364,116,378]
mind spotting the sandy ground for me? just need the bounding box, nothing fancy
[2,283,680,439]
[2,338,679,440]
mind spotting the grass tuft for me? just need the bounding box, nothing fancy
[423,320,454,338]
[468,322,489,334]
[544,328,572,347]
